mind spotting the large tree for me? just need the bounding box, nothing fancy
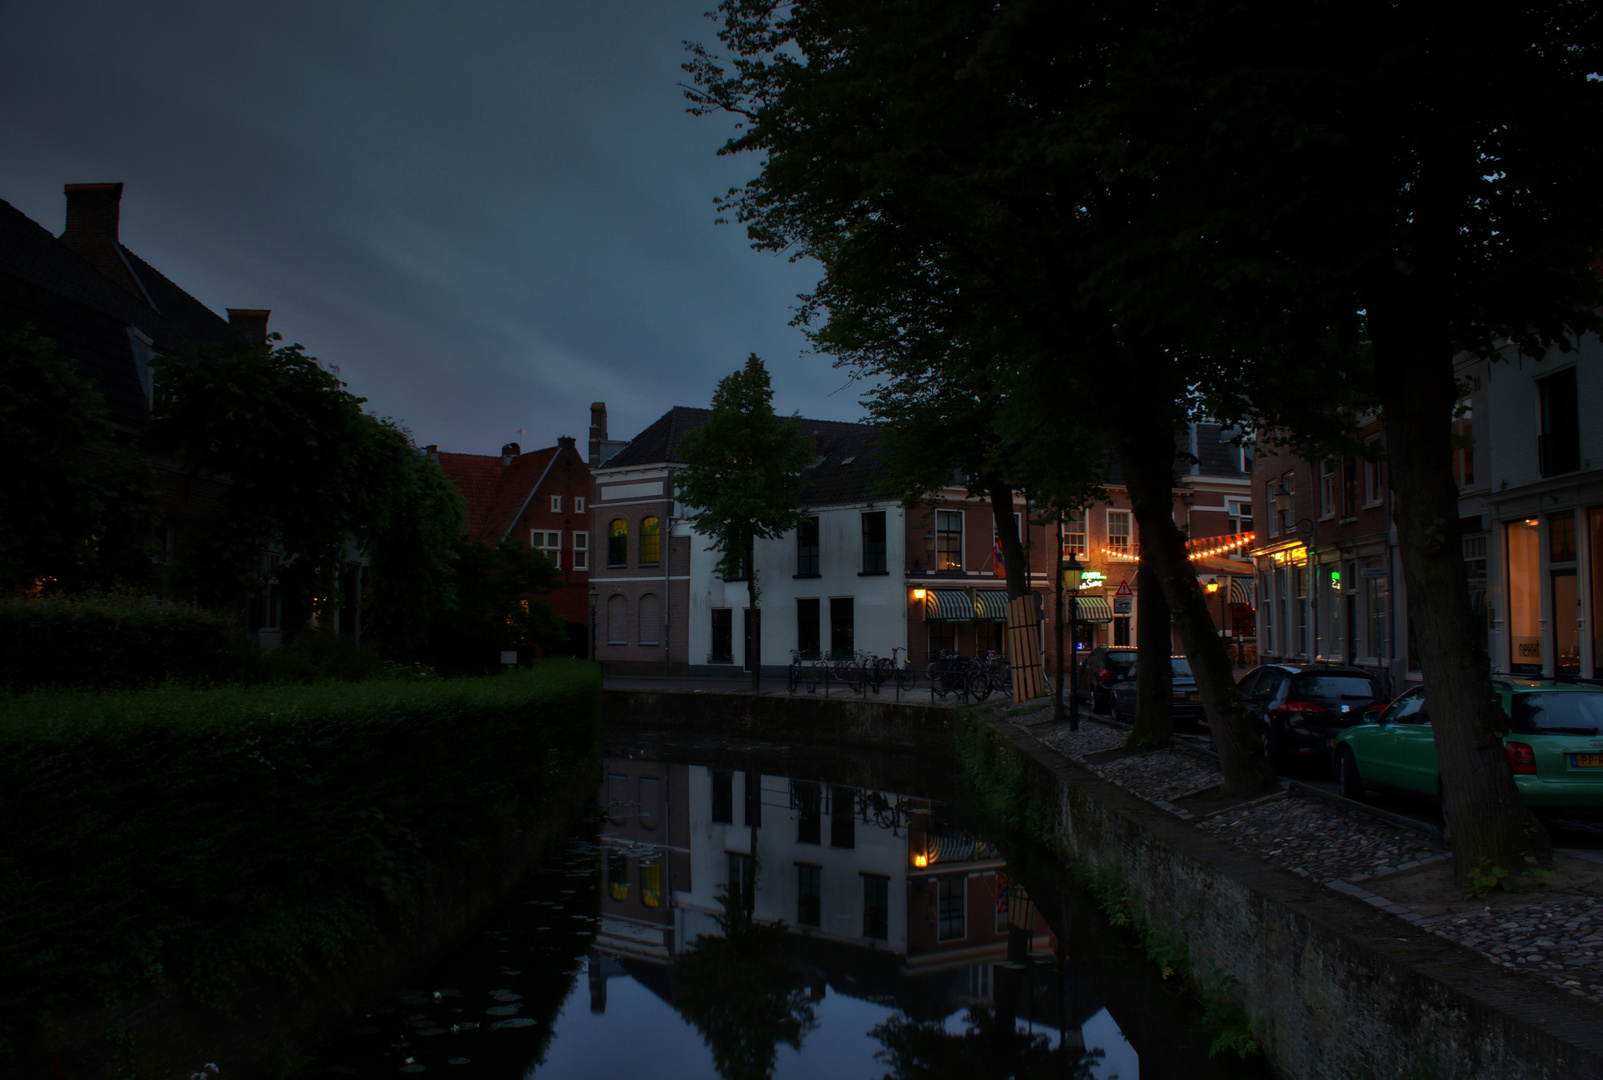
[675,356,812,690]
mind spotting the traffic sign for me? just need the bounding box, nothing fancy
[1115,579,1132,596]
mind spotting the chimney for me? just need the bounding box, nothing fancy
[60,183,153,306]
[227,309,271,345]
[557,435,576,450]
[589,402,608,465]
[501,442,520,465]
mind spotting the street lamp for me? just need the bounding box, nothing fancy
[1059,551,1084,731]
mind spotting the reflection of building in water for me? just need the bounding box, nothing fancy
[591,759,1063,1022]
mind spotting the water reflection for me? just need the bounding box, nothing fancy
[307,742,1265,1078]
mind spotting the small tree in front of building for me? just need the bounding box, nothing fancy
[675,356,811,690]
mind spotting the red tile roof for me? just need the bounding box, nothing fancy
[436,446,560,542]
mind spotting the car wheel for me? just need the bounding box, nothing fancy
[1260,726,1279,773]
[1110,697,1124,724]
[1336,748,1365,802]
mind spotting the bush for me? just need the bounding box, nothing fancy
[259,628,390,684]
[0,594,253,691]
[0,661,602,1054]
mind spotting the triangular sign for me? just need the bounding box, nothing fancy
[1115,579,1132,596]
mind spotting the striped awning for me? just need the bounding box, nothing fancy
[925,589,974,622]
[974,590,1009,621]
[1067,595,1114,623]
[1229,577,1255,606]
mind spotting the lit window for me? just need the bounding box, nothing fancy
[1064,509,1086,556]
[640,857,661,909]
[640,516,661,566]
[1107,510,1132,556]
[608,851,628,902]
[608,519,628,566]
[936,510,963,570]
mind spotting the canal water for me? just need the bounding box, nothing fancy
[307,730,1272,1079]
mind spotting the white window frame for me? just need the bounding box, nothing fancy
[1064,508,1086,556]
[551,495,562,512]
[935,509,964,571]
[575,496,586,514]
[1320,461,1336,520]
[572,531,589,571]
[1363,436,1384,507]
[534,530,562,562]
[1106,509,1132,556]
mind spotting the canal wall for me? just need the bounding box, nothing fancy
[603,687,958,759]
[968,716,1603,1080]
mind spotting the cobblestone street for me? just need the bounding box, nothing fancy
[1018,704,1603,1007]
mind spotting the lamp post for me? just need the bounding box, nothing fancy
[1059,551,1084,731]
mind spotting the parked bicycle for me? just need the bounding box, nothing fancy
[927,651,977,700]
[884,646,918,694]
[966,651,1013,703]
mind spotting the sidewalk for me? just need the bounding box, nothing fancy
[1013,703,1603,1009]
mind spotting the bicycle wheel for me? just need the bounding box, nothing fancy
[871,657,893,692]
[967,674,992,702]
[788,661,801,694]
[926,662,946,697]
[897,663,917,693]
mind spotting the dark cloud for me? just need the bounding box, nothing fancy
[0,0,862,450]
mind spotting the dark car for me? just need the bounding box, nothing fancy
[1239,664,1386,770]
[1109,656,1203,726]
[1079,646,1138,712]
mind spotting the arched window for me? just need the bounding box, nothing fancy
[608,519,628,566]
[639,593,661,645]
[607,594,627,644]
[639,515,661,566]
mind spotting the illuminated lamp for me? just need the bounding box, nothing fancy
[911,587,927,601]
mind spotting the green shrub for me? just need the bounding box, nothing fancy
[0,594,253,691]
[258,628,389,684]
[0,661,602,1054]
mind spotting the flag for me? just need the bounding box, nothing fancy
[993,538,1005,577]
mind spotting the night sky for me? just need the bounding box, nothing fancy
[0,1,864,452]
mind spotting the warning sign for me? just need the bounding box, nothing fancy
[1115,579,1132,596]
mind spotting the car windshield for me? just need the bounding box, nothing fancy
[1510,692,1603,735]
[1171,658,1193,678]
[1104,654,1136,672]
[1291,674,1378,701]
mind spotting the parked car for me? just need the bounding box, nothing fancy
[1334,680,1603,819]
[1079,646,1137,713]
[1237,664,1387,771]
[1108,656,1203,726]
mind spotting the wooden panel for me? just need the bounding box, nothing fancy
[1006,594,1045,703]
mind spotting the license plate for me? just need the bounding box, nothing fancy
[1573,754,1603,768]
[1188,693,1201,702]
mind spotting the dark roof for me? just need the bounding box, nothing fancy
[0,197,237,430]
[605,406,889,507]
[1194,423,1247,477]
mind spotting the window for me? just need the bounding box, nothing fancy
[1259,571,1275,654]
[1226,499,1251,537]
[1266,481,1279,538]
[710,609,734,662]
[1113,614,1131,646]
[1280,472,1296,533]
[1507,520,1541,670]
[1364,437,1384,506]
[1464,534,1487,630]
[1551,512,1577,563]
[711,768,734,824]
[607,594,627,644]
[795,781,822,844]
[608,519,628,566]
[937,877,966,941]
[1064,509,1086,556]
[550,495,562,512]
[861,511,887,573]
[1365,570,1388,660]
[640,857,661,908]
[797,864,821,927]
[575,496,586,513]
[1452,400,1474,488]
[639,516,661,566]
[1294,565,1308,655]
[727,851,754,910]
[1320,461,1336,518]
[639,594,661,645]
[830,786,855,849]
[936,510,964,570]
[1342,455,1358,519]
[572,531,588,571]
[1107,510,1132,556]
[608,851,629,902]
[533,530,562,564]
[796,598,821,658]
[1538,368,1580,477]
[830,597,855,658]
[797,516,820,576]
[862,874,889,939]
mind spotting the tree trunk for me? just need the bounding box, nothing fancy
[1054,518,1067,724]
[987,474,1029,599]
[747,539,761,692]
[1126,559,1173,750]
[1117,428,1275,798]
[1372,308,1549,887]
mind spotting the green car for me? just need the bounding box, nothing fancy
[1333,680,1603,819]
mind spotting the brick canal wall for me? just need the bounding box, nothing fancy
[987,720,1603,1080]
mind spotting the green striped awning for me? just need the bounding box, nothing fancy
[1067,595,1114,623]
[974,590,1009,621]
[925,589,974,622]
[1229,577,1255,606]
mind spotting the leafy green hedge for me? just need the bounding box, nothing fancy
[0,595,254,691]
[0,661,602,1054]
